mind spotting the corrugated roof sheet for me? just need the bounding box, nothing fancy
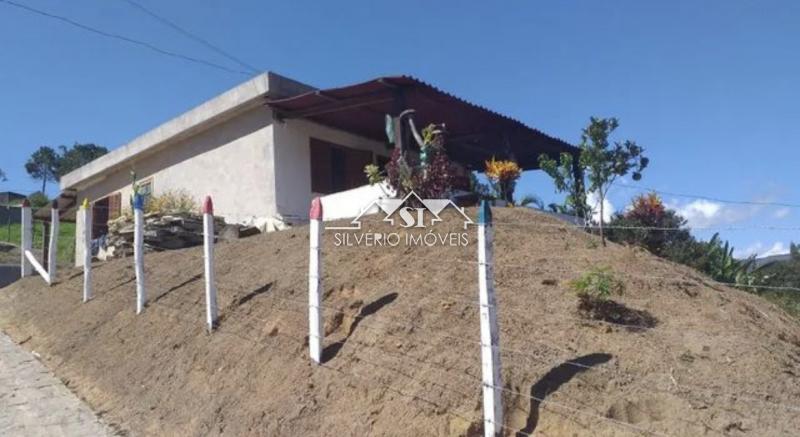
[267,75,577,170]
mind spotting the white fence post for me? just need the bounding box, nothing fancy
[202,196,218,332]
[20,199,32,277]
[47,200,59,286]
[477,200,503,437]
[308,197,323,364]
[133,194,147,314]
[82,199,93,302]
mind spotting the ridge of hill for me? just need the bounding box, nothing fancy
[1,208,799,436]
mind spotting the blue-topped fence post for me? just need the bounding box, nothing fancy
[308,197,323,363]
[202,196,218,331]
[133,194,147,314]
[477,200,503,436]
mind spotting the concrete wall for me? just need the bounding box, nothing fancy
[272,118,389,219]
[75,106,275,222]
[61,74,273,190]
[73,106,275,266]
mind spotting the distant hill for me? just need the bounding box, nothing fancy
[754,253,793,270]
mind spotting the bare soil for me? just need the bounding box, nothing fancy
[1,208,799,436]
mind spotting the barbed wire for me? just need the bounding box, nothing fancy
[612,182,800,209]
[143,268,800,417]
[150,245,800,409]
[151,290,715,436]
[66,255,798,436]
[490,221,800,233]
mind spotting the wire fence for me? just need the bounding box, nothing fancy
[16,192,799,436]
[118,231,800,436]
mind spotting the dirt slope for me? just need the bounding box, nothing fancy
[1,208,799,436]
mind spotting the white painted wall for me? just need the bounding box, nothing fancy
[75,106,275,221]
[320,181,395,222]
[272,118,390,219]
[73,106,275,266]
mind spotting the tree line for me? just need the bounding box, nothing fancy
[0,144,108,201]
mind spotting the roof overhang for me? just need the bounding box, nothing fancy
[267,76,578,170]
[60,72,315,191]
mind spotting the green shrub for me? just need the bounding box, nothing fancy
[570,266,625,301]
[27,191,50,209]
[146,189,199,215]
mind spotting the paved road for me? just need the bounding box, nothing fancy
[0,333,114,437]
[0,264,20,289]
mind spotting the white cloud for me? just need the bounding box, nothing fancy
[587,191,614,223]
[734,241,790,259]
[773,208,790,219]
[673,199,723,228]
[666,199,763,228]
[762,242,790,257]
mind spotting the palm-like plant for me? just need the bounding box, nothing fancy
[703,233,756,284]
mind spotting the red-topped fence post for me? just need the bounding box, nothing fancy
[308,197,323,363]
[203,196,218,331]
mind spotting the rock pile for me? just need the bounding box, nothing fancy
[101,213,237,260]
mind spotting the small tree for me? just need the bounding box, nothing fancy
[607,193,695,258]
[58,143,108,176]
[27,191,50,209]
[538,152,588,218]
[540,117,648,246]
[25,146,60,193]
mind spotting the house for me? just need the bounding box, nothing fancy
[59,72,579,265]
[0,191,26,205]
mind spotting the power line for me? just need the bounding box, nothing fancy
[613,182,800,209]
[0,0,251,76]
[119,0,260,74]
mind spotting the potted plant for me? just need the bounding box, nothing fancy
[485,157,521,205]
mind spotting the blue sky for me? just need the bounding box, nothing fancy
[1,0,798,257]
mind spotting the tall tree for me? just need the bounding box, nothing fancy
[538,152,589,218]
[25,146,60,193]
[58,143,108,176]
[540,117,648,245]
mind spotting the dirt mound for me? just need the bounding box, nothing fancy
[1,208,799,436]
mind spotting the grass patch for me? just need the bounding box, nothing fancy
[760,291,800,319]
[0,221,75,265]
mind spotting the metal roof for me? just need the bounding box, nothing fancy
[267,75,577,170]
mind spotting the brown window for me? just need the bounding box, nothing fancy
[107,192,122,221]
[309,138,373,194]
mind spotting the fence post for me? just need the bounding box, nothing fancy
[20,199,32,277]
[202,196,218,332]
[81,199,93,302]
[47,200,59,286]
[477,200,503,437]
[308,197,323,364]
[133,194,147,314]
